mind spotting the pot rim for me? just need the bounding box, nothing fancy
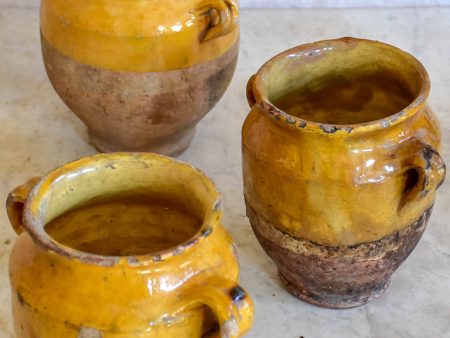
[251,37,430,135]
[22,152,223,267]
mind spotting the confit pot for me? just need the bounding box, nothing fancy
[242,37,446,308]
[41,0,239,155]
[6,153,253,337]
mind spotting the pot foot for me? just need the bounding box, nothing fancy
[278,269,390,309]
[88,127,196,156]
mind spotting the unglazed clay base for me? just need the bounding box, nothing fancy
[247,203,431,309]
[42,36,238,155]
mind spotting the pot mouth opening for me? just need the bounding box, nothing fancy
[23,153,222,267]
[252,37,430,135]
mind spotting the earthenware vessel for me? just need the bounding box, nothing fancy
[242,37,446,308]
[40,0,239,155]
[6,153,253,337]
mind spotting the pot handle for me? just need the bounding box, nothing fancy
[398,140,445,214]
[177,276,253,338]
[246,74,257,108]
[199,0,238,42]
[6,177,41,235]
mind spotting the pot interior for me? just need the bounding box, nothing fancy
[28,154,219,257]
[264,39,426,125]
[44,192,202,256]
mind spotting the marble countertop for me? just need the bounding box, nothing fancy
[1,6,449,338]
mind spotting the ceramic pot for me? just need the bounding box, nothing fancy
[6,153,253,337]
[40,0,239,155]
[242,37,446,308]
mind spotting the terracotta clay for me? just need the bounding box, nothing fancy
[6,153,253,337]
[40,0,239,154]
[242,37,446,308]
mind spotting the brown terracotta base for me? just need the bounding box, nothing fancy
[246,203,432,309]
[41,34,239,155]
[278,268,390,309]
[88,126,196,155]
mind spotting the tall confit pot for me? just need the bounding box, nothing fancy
[242,37,446,308]
[41,0,239,155]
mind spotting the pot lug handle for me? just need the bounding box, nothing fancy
[6,177,41,235]
[177,276,253,338]
[199,0,238,42]
[246,74,257,108]
[398,139,446,214]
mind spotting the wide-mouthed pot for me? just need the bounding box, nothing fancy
[6,153,253,337]
[242,37,446,308]
[41,0,239,155]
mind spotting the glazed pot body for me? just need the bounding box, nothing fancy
[7,153,253,337]
[242,38,446,308]
[40,0,239,154]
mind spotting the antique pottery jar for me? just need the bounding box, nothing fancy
[242,37,446,308]
[6,153,253,337]
[40,0,239,155]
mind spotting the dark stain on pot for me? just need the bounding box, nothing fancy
[285,115,296,125]
[17,291,26,307]
[64,320,78,329]
[320,124,338,133]
[422,145,438,170]
[299,120,307,128]
[105,162,117,170]
[230,286,247,302]
[201,226,213,238]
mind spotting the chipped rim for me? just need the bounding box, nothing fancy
[22,153,223,267]
[251,37,430,135]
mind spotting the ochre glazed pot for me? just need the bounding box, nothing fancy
[6,153,253,337]
[242,37,446,308]
[41,0,239,155]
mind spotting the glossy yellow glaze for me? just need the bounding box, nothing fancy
[7,153,253,337]
[243,38,446,246]
[40,0,239,72]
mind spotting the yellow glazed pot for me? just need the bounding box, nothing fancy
[6,153,253,337]
[242,37,446,308]
[40,0,239,155]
